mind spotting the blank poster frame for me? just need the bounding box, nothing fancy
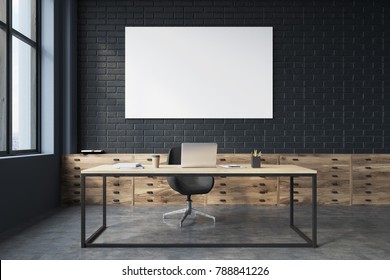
[125,27,273,119]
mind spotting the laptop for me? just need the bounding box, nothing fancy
[181,143,217,168]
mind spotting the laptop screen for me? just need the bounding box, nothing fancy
[181,143,217,168]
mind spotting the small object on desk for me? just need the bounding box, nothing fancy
[251,149,262,168]
[151,154,160,168]
[219,165,244,168]
[113,163,144,169]
[81,149,104,154]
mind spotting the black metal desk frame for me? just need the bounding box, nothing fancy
[81,171,317,248]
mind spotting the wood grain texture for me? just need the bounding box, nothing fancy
[61,153,390,206]
[352,154,390,205]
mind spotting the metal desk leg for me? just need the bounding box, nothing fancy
[81,175,86,248]
[290,176,294,226]
[103,176,107,227]
[312,174,318,247]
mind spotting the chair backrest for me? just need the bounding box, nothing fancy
[166,146,214,195]
[167,146,182,165]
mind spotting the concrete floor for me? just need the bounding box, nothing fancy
[0,205,389,259]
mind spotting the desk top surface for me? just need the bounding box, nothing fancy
[81,164,317,176]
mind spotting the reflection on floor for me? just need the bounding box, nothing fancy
[0,205,389,259]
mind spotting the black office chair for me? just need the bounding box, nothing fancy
[163,147,216,227]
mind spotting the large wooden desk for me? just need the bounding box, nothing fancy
[81,164,317,248]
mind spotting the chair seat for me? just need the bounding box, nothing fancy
[167,176,213,195]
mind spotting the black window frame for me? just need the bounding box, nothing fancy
[0,0,41,157]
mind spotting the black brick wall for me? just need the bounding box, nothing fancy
[78,0,390,154]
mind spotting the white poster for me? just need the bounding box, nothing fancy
[125,27,273,119]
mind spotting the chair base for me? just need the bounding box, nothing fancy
[163,196,215,227]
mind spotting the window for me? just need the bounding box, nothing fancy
[0,0,39,155]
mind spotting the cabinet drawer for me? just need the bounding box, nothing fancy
[217,154,278,165]
[214,177,277,188]
[62,175,133,188]
[279,188,312,205]
[279,178,349,189]
[134,154,168,165]
[352,165,390,181]
[318,188,351,205]
[279,187,351,205]
[352,154,390,165]
[62,187,133,205]
[135,191,204,206]
[134,177,162,188]
[207,195,276,205]
[352,194,390,205]
[63,154,136,170]
[280,154,350,165]
[208,185,277,205]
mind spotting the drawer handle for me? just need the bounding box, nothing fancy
[331,191,338,194]
[259,190,267,194]
[293,199,299,202]
[74,175,80,178]
[113,191,120,194]
[113,199,120,203]
[147,183,153,186]
[114,175,120,178]
[74,183,80,187]
[261,158,265,162]
[220,183,226,186]
[147,158,152,162]
[147,191,153,194]
[332,175,338,178]
[113,183,120,186]
[365,167,372,169]
[147,199,153,202]
[74,167,80,170]
[293,191,299,194]
[113,158,120,161]
[365,183,372,186]
[332,182,338,186]
[365,199,372,202]
[294,183,299,186]
[259,199,266,202]
[366,175,372,178]
[220,158,226,162]
[365,191,372,194]
[74,191,80,195]
[365,158,372,161]
[331,199,338,202]
[74,158,80,161]
[332,158,338,161]
[259,183,266,186]
[219,199,226,203]
[292,158,299,161]
[331,167,338,170]
[219,191,226,194]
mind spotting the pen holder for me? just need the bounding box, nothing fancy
[251,156,261,168]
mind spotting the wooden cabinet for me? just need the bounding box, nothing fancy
[207,154,278,205]
[279,154,352,205]
[61,153,390,207]
[352,155,390,205]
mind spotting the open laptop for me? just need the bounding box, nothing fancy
[181,143,217,168]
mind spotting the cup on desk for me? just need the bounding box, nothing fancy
[152,154,160,168]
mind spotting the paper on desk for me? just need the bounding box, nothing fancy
[113,163,144,169]
[219,165,245,168]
